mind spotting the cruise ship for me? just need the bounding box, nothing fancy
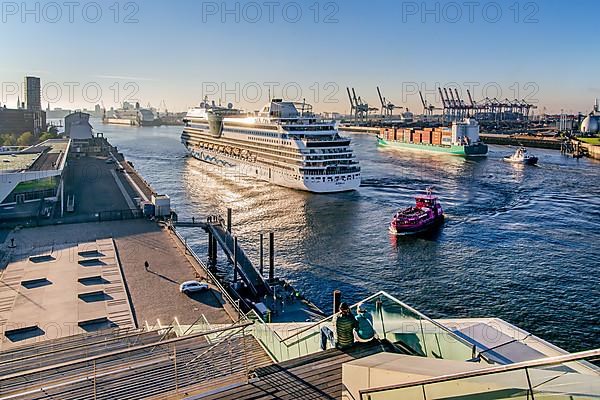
[181,99,361,192]
[103,103,162,127]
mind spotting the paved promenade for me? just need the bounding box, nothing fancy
[0,220,233,349]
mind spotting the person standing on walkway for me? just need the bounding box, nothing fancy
[144,261,149,271]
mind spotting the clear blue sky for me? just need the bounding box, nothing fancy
[1,0,598,114]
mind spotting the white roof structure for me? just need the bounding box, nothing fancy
[0,139,70,204]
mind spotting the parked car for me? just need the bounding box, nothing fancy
[179,280,209,294]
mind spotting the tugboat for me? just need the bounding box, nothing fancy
[389,189,444,235]
[503,147,538,165]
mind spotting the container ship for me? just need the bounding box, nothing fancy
[181,99,361,193]
[377,118,488,156]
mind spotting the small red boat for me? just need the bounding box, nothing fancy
[390,190,444,235]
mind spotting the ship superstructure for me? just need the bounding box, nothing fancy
[181,99,361,192]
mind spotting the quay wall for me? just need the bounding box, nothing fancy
[575,140,600,160]
[479,134,562,149]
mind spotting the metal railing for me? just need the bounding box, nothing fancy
[0,321,254,400]
[0,209,144,229]
[359,348,600,400]
[246,309,327,363]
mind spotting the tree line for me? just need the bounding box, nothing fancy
[0,132,59,147]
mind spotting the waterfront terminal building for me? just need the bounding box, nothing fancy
[0,139,70,220]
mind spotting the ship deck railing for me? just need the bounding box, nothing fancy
[300,136,348,142]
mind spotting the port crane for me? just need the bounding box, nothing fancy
[466,89,482,117]
[377,86,402,118]
[436,86,537,123]
[347,87,377,122]
[439,88,459,122]
[419,91,441,117]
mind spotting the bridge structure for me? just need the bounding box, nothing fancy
[171,210,273,299]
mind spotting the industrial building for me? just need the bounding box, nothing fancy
[0,76,46,135]
[0,139,70,220]
[0,106,46,136]
[580,99,600,133]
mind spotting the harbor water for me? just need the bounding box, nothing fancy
[97,120,600,352]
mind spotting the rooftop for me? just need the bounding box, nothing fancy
[1,220,235,336]
[0,238,135,350]
[0,139,70,173]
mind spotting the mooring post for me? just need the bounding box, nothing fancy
[208,231,213,263]
[211,235,218,265]
[333,290,341,314]
[233,236,238,282]
[259,233,264,275]
[227,208,232,233]
[269,232,274,282]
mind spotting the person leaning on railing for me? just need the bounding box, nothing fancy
[320,302,358,350]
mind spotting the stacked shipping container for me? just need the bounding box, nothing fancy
[380,126,454,146]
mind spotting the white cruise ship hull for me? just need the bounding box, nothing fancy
[181,100,362,194]
[187,147,361,193]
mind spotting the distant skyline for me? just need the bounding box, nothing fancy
[1,0,599,114]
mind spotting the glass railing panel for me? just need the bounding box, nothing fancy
[362,386,425,400]
[248,313,286,362]
[351,293,474,361]
[251,291,488,364]
[418,319,475,361]
[360,351,600,400]
[424,369,531,399]
[354,295,427,356]
[529,362,600,399]
[248,310,333,362]
[281,317,335,360]
[363,370,531,400]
